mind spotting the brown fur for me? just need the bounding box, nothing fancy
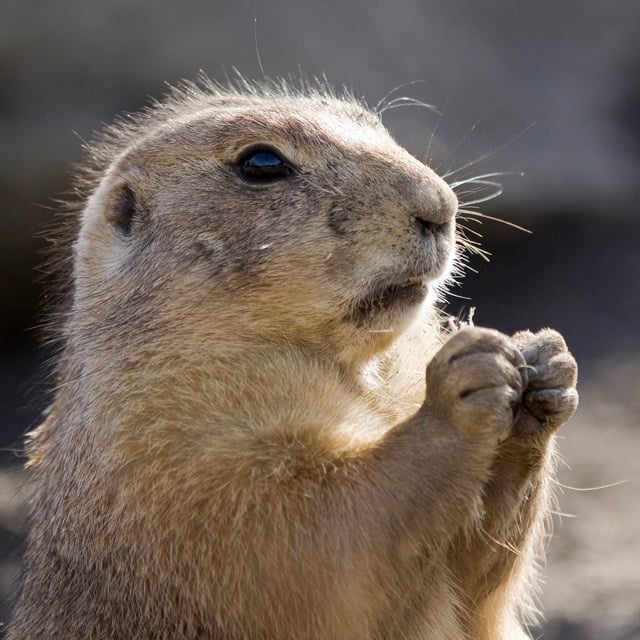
[9,77,578,639]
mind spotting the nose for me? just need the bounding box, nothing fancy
[412,175,458,234]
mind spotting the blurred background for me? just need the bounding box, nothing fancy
[1,1,639,637]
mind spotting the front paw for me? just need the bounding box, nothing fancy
[426,327,527,441]
[511,328,579,436]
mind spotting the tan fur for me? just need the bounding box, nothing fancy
[10,78,578,639]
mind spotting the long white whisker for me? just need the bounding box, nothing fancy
[424,114,442,166]
[458,185,504,206]
[445,118,483,158]
[442,122,536,179]
[555,480,629,492]
[459,212,532,234]
[378,97,440,116]
[374,80,428,113]
[450,171,524,188]
[454,223,484,238]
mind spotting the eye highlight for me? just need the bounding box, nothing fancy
[236,145,295,182]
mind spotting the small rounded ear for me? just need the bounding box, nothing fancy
[105,181,146,237]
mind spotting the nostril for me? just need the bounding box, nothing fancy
[413,215,446,236]
[411,184,458,235]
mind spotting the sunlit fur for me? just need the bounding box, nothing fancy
[10,76,577,640]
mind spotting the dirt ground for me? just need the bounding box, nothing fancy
[536,356,640,640]
[0,357,637,639]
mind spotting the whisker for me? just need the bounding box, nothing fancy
[455,223,484,238]
[550,510,576,518]
[442,122,536,180]
[298,172,343,196]
[449,171,524,188]
[374,80,428,114]
[455,182,503,206]
[444,290,473,300]
[456,229,492,261]
[444,118,484,160]
[253,11,266,80]
[458,210,532,234]
[554,479,629,492]
[424,113,442,167]
[377,96,440,116]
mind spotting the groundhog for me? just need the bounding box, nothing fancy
[9,77,578,640]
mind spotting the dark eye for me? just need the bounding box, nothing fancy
[237,146,294,182]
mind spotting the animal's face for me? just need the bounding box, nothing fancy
[74,93,457,362]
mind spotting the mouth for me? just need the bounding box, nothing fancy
[348,275,429,323]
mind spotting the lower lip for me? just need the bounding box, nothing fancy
[353,280,429,319]
[380,281,428,308]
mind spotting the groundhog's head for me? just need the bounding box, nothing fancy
[70,81,457,367]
